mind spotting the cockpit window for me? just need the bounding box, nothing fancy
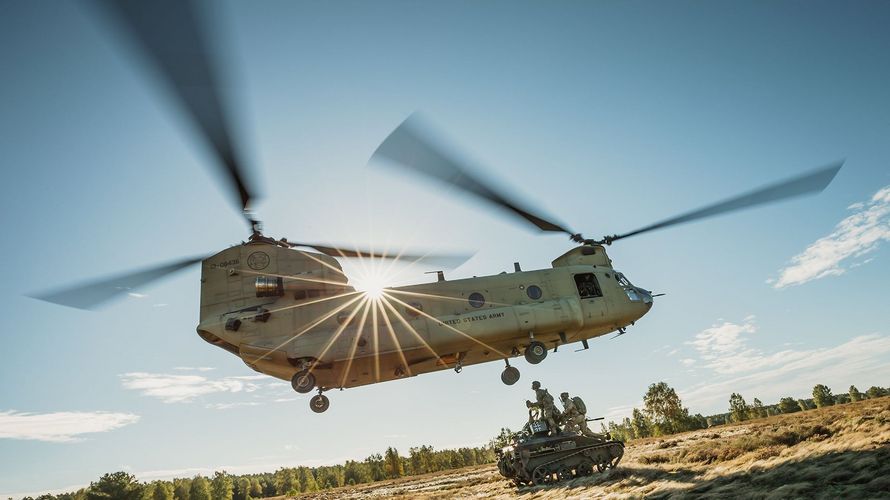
[616,272,641,301]
[574,273,602,299]
[616,272,632,287]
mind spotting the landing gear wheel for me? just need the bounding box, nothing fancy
[291,370,316,394]
[557,466,573,482]
[576,460,593,477]
[524,341,548,364]
[531,466,550,486]
[309,394,329,413]
[501,366,520,385]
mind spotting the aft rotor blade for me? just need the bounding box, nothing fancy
[370,114,574,236]
[29,256,205,310]
[286,241,472,268]
[599,161,843,244]
[93,0,258,224]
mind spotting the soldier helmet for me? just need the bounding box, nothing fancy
[532,381,541,390]
[560,392,569,399]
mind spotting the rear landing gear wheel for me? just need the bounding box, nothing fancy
[524,341,547,364]
[291,370,315,394]
[309,394,329,413]
[501,366,520,385]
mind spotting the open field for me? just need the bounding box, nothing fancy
[294,397,890,499]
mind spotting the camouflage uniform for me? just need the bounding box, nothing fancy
[560,392,606,439]
[527,381,561,434]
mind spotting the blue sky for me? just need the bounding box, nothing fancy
[1,0,889,496]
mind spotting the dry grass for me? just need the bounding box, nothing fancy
[295,397,890,499]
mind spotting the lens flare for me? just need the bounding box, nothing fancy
[360,280,386,299]
[351,262,391,300]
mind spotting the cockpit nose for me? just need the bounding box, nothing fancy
[637,287,653,309]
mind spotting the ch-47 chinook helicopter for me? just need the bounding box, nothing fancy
[32,1,843,414]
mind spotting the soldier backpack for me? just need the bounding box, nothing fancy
[572,396,587,414]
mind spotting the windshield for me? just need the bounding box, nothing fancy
[615,272,642,302]
[616,272,633,287]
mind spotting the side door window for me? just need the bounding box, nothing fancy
[574,273,602,299]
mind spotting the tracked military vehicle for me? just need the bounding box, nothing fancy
[496,408,624,486]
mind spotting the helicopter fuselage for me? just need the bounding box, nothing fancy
[197,242,652,392]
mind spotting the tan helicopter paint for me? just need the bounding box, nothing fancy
[197,243,651,390]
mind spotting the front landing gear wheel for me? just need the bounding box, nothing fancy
[309,394,329,413]
[524,341,547,364]
[291,370,315,394]
[501,366,520,385]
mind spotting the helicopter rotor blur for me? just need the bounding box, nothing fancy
[30,0,842,413]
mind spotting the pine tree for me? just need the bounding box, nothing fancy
[86,472,143,500]
[248,479,262,499]
[849,385,863,402]
[384,447,404,479]
[173,478,191,500]
[749,398,766,419]
[812,384,834,408]
[210,472,233,500]
[729,393,749,422]
[152,481,174,500]
[297,467,318,493]
[778,397,800,413]
[866,386,888,399]
[630,408,651,438]
[188,477,210,500]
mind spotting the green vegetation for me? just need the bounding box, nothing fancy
[606,382,890,443]
[16,443,498,500]
[812,384,835,408]
[16,382,889,500]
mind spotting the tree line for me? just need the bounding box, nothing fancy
[14,384,889,500]
[604,382,889,442]
[13,444,498,500]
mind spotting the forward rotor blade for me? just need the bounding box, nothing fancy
[600,161,843,244]
[285,241,472,268]
[370,114,574,236]
[29,256,205,310]
[93,0,258,224]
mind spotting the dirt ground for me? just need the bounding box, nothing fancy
[295,397,890,499]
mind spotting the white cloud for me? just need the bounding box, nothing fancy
[120,372,260,403]
[0,410,139,443]
[678,315,890,414]
[773,185,890,288]
[205,402,262,410]
[681,334,890,412]
[680,358,696,367]
[602,404,637,423]
[273,397,303,403]
[686,317,809,375]
[173,367,216,372]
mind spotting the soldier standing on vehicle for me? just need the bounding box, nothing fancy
[560,392,608,439]
[526,381,561,434]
